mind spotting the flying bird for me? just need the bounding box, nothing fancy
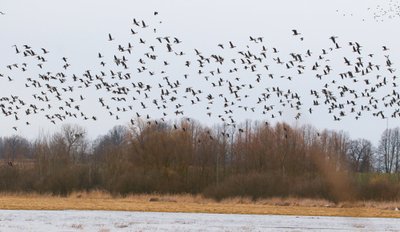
[108,33,114,41]
[292,29,300,36]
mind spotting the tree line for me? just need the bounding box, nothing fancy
[0,119,400,202]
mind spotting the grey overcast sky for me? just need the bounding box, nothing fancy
[0,0,400,145]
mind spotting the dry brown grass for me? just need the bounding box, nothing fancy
[0,191,399,218]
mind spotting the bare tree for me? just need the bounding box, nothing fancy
[2,135,32,162]
[0,137,3,159]
[347,139,374,172]
[378,128,400,173]
[60,124,88,163]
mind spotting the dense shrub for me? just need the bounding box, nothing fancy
[356,175,400,201]
[203,172,334,201]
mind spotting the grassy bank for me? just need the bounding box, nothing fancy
[0,191,399,218]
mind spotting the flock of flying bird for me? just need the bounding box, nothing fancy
[336,0,400,22]
[371,0,400,21]
[0,10,400,135]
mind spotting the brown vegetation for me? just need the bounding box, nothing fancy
[0,192,399,218]
[0,120,400,204]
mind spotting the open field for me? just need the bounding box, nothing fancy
[0,191,400,218]
[2,210,400,231]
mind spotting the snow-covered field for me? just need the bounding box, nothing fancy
[0,210,399,231]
